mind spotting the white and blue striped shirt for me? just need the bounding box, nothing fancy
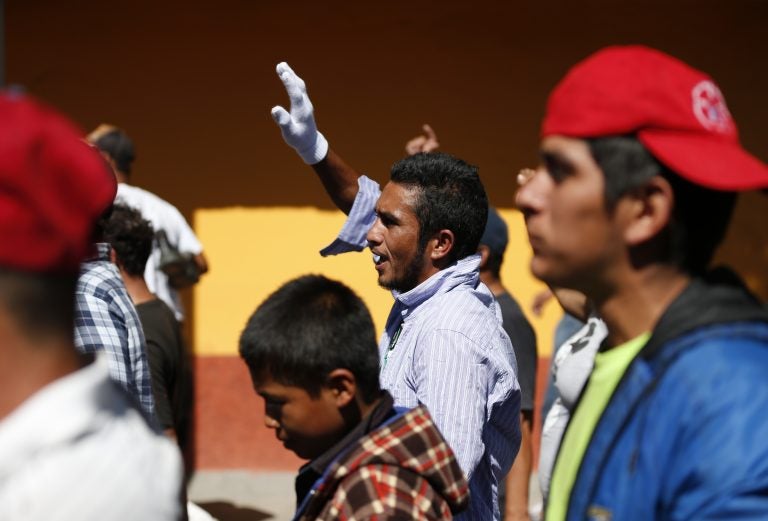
[321,176,521,520]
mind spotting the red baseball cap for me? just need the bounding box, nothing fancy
[0,92,117,273]
[542,45,768,191]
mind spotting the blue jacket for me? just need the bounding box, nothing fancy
[564,270,768,521]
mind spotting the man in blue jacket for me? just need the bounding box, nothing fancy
[516,45,768,520]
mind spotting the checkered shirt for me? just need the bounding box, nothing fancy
[297,404,469,520]
[74,243,155,418]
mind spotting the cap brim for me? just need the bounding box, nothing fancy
[639,130,768,191]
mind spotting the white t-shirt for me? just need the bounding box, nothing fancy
[539,316,608,498]
[116,183,203,321]
[0,357,183,520]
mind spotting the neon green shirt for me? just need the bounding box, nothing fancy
[546,332,650,521]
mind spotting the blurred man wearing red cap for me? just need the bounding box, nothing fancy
[0,93,182,520]
[516,46,768,520]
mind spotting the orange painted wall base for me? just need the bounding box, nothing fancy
[193,355,552,472]
[193,356,303,471]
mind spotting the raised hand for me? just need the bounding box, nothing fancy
[404,124,440,155]
[271,62,329,164]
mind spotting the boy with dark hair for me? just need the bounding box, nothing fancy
[240,275,469,520]
[516,45,768,520]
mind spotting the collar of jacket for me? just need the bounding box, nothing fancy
[639,266,768,361]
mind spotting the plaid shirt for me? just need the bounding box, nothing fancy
[74,243,155,418]
[296,394,469,521]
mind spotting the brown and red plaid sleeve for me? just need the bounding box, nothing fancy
[323,464,453,520]
[300,406,469,520]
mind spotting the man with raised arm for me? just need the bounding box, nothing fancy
[270,63,520,521]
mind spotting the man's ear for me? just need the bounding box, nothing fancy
[477,244,490,269]
[622,176,674,246]
[325,368,357,408]
[428,229,455,261]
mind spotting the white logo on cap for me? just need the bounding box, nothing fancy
[692,80,732,133]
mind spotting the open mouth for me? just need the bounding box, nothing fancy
[372,251,387,266]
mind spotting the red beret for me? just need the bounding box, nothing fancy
[542,45,768,191]
[0,92,116,273]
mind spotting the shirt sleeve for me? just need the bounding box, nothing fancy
[319,176,380,256]
[110,290,156,419]
[146,337,174,431]
[163,204,203,255]
[74,290,134,393]
[328,465,449,520]
[410,330,487,480]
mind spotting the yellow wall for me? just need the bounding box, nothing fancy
[194,207,560,357]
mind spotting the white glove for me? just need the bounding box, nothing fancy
[271,62,329,165]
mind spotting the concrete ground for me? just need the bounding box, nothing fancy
[188,470,543,521]
[188,470,296,521]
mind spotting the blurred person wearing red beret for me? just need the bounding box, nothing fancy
[0,92,183,521]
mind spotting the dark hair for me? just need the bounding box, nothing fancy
[589,136,736,274]
[102,204,154,277]
[93,129,135,175]
[0,268,78,340]
[239,275,381,403]
[390,152,488,264]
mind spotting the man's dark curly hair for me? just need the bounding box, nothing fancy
[103,204,154,277]
[390,152,488,264]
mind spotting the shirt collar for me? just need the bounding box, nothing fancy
[84,242,112,263]
[295,392,395,505]
[394,254,481,310]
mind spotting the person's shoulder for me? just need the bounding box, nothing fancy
[137,298,181,343]
[137,298,177,322]
[496,290,528,320]
[118,183,166,205]
[77,261,125,297]
[421,287,505,345]
[117,184,183,216]
[76,382,182,505]
[646,324,768,423]
[663,325,768,383]
[0,434,181,521]
[0,367,182,520]
[427,283,498,321]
